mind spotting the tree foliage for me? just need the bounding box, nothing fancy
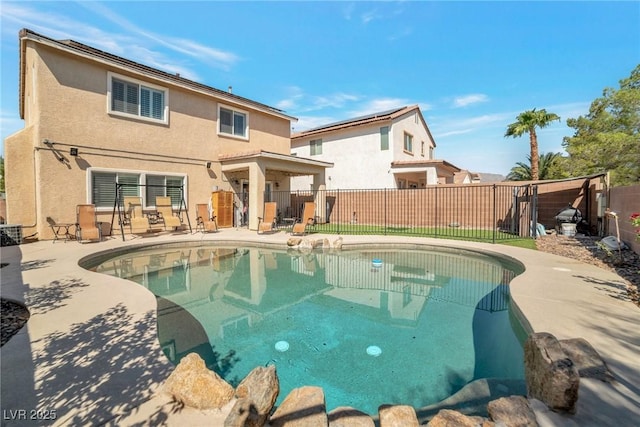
[506,152,568,181]
[563,65,640,186]
[505,108,561,181]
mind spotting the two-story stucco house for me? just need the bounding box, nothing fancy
[290,105,473,190]
[4,29,331,239]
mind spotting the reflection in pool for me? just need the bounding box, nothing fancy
[92,245,526,415]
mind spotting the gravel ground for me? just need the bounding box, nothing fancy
[2,236,638,346]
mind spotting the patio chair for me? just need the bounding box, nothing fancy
[196,203,218,233]
[75,204,102,242]
[291,202,316,236]
[156,196,183,231]
[258,202,277,234]
[123,196,151,235]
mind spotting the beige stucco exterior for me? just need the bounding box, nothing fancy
[5,29,328,238]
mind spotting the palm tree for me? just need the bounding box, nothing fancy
[504,108,560,181]
[506,152,564,181]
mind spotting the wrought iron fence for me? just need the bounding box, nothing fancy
[264,184,537,242]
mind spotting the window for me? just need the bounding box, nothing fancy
[91,171,140,208]
[421,141,425,157]
[404,132,413,153]
[310,139,322,156]
[109,73,167,123]
[89,169,185,209]
[429,146,434,159]
[219,105,248,138]
[146,175,184,207]
[380,126,389,150]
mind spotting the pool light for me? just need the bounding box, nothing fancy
[275,341,290,352]
[366,345,382,357]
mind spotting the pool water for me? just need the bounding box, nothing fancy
[92,245,526,415]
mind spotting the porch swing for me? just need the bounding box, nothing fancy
[110,182,192,241]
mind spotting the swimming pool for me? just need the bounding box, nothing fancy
[90,243,526,415]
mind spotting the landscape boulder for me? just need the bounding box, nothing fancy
[269,386,327,427]
[524,332,579,413]
[163,352,234,410]
[559,338,614,382]
[426,409,486,427]
[379,405,419,427]
[487,395,538,426]
[328,406,374,427]
[225,365,279,427]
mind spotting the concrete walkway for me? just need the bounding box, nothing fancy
[1,230,638,426]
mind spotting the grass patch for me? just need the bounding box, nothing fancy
[304,223,536,246]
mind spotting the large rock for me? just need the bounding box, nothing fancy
[426,409,486,427]
[269,386,327,427]
[524,333,579,413]
[379,405,419,427]
[559,338,614,382]
[287,237,302,247]
[163,352,235,410]
[328,406,374,427]
[225,365,279,427]
[487,396,538,426]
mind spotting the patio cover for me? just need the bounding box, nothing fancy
[219,150,333,229]
[390,159,464,185]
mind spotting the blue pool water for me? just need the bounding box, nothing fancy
[92,244,526,415]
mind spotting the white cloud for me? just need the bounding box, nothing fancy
[361,9,379,24]
[453,94,489,108]
[292,115,338,132]
[1,2,237,80]
[348,98,409,116]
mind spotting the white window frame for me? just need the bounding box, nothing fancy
[107,72,169,124]
[403,132,413,154]
[218,103,249,140]
[310,139,323,156]
[380,126,389,151]
[87,167,187,212]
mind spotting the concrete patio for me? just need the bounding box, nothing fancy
[1,230,638,426]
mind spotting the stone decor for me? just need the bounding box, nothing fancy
[225,365,279,427]
[524,332,580,413]
[163,353,234,410]
[163,332,607,425]
[487,396,538,426]
[378,405,419,427]
[327,406,374,427]
[269,386,328,427]
[425,409,485,426]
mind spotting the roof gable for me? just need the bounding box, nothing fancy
[18,28,295,122]
[291,105,436,146]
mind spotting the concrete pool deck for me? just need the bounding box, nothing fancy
[1,229,638,426]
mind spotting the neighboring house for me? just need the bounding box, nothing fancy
[290,105,472,190]
[4,29,331,238]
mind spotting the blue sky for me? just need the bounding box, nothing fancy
[1,1,638,175]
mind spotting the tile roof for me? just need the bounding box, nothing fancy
[18,28,295,121]
[291,105,422,139]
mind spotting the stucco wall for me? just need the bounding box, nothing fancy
[291,123,394,190]
[6,38,293,240]
[291,109,436,191]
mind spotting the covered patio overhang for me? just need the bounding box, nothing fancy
[219,150,333,230]
[390,159,462,187]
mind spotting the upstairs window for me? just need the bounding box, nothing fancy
[380,126,389,150]
[404,132,413,153]
[219,105,248,138]
[108,73,167,123]
[310,139,323,155]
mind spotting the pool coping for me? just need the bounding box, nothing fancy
[1,230,639,425]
